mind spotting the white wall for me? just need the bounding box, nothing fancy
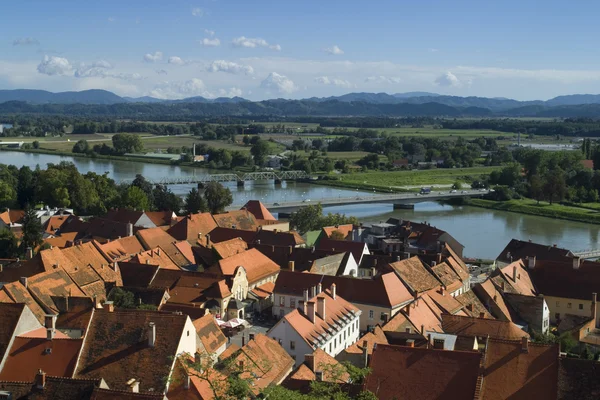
[339,255,359,277]
[268,319,313,368]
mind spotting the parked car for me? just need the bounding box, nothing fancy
[450,189,457,193]
[273,202,280,206]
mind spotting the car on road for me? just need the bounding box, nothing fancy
[302,199,311,203]
[273,202,280,206]
[450,189,457,193]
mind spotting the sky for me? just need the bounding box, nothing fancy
[3,0,600,101]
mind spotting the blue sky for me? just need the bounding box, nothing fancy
[2,0,600,100]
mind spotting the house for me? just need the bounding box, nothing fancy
[241,200,276,221]
[392,159,409,168]
[388,256,442,296]
[103,209,177,228]
[0,374,107,400]
[319,224,355,242]
[381,295,445,343]
[0,281,47,324]
[363,344,482,400]
[212,210,259,231]
[455,290,494,318]
[582,159,595,169]
[337,325,389,367]
[273,270,413,331]
[208,248,280,290]
[167,213,218,244]
[42,214,72,238]
[268,284,361,367]
[504,293,550,334]
[398,220,465,258]
[193,312,227,359]
[306,252,358,277]
[441,314,529,341]
[93,236,145,262]
[0,209,25,230]
[473,279,515,321]
[496,239,573,267]
[317,238,370,265]
[136,227,195,268]
[0,304,42,372]
[556,294,598,347]
[284,349,351,393]
[193,237,249,266]
[74,306,197,394]
[129,247,180,270]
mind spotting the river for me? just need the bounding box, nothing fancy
[1,150,599,259]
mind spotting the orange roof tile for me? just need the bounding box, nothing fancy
[43,231,80,248]
[0,209,25,225]
[389,256,441,293]
[288,348,349,384]
[130,247,180,270]
[498,259,536,296]
[136,228,194,267]
[43,215,71,235]
[444,243,470,281]
[343,326,388,355]
[250,281,275,300]
[211,237,248,259]
[322,224,354,240]
[193,313,227,355]
[1,282,46,324]
[383,296,443,335]
[476,280,513,321]
[167,213,218,243]
[425,287,465,314]
[213,210,259,231]
[442,314,529,340]
[27,269,86,313]
[214,248,280,285]
[431,262,463,290]
[456,290,493,319]
[168,359,227,400]
[144,211,176,227]
[242,200,276,221]
[219,343,240,361]
[95,236,145,261]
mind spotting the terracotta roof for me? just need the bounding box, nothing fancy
[103,209,144,225]
[528,259,600,301]
[443,244,470,281]
[84,217,135,241]
[317,238,368,264]
[130,247,180,270]
[213,248,279,285]
[496,259,536,296]
[168,359,226,400]
[211,237,248,259]
[94,236,145,261]
[17,327,69,339]
[275,270,412,309]
[322,224,354,240]
[364,344,481,400]
[167,213,218,243]
[203,227,256,244]
[0,290,14,303]
[254,229,305,247]
[242,200,276,221]
[193,313,227,355]
[0,337,83,381]
[475,280,514,321]
[90,387,166,399]
[27,269,86,313]
[558,357,600,400]
[252,244,340,272]
[482,339,558,399]
[136,228,194,267]
[144,211,176,227]
[230,333,294,393]
[497,239,573,264]
[383,296,443,335]
[280,288,360,348]
[52,296,94,331]
[0,303,26,363]
[43,232,81,248]
[286,348,349,391]
[342,325,388,355]
[0,376,102,400]
[118,262,160,287]
[219,343,240,361]
[149,269,188,290]
[212,210,259,231]
[75,308,189,392]
[167,273,229,305]
[456,290,493,319]
[389,256,441,293]
[0,209,25,225]
[250,281,275,300]
[1,282,47,324]
[442,314,528,340]
[430,262,463,291]
[426,287,465,314]
[0,258,46,284]
[43,215,71,235]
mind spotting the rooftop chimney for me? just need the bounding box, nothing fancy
[126,222,133,237]
[105,301,114,312]
[299,300,307,315]
[521,337,529,353]
[527,256,536,269]
[44,314,56,330]
[406,339,415,348]
[20,276,28,289]
[437,253,442,264]
[26,247,33,260]
[148,322,156,347]
[592,293,597,321]
[331,283,336,300]
[405,303,411,317]
[362,340,369,368]
[303,289,309,302]
[573,256,581,270]
[127,379,140,393]
[310,286,316,298]
[438,286,445,296]
[35,369,46,389]
[307,301,316,324]
[317,297,326,321]
[421,324,425,335]
[206,233,210,247]
[288,261,295,272]
[413,289,419,302]
[46,327,55,341]
[317,283,322,294]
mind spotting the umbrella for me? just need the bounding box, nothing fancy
[224,318,246,328]
[215,318,227,327]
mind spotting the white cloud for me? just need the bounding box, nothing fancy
[435,71,461,87]
[107,17,116,23]
[429,48,439,53]
[13,37,39,46]
[324,45,344,55]
[37,55,73,76]
[217,87,243,97]
[204,29,215,36]
[208,60,254,75]
[260,72,298,94]
[156,69,168,75]
[168,56,186,65]
[314,76,353,88]
[365,75,402,84]
[232,36,281,51]
[201,38,221,47]
[191,7,203,17]
[74,61,142,81]
[149,78,211,99]
[143,51,163,63]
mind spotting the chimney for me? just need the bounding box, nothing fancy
[303,289,309,302]
[299,300,307,315]
[362,340,369,368]
[288,261,295,271]
[573,256,581,270]
[413,289,419,302]
[20,276,28,289]
[317,297,326,320]
[112,261,118,271]
[35,369,46,389]
[406,339,415,348]
[317,283,322,294]
[521,337,529,353]
[331,284,336,300]
[206,233,210,247]
[512,265,517,282]
[438,286,445,296]
[437,252,442,264]
[527,256,536,269]
[592,293,597,320]
[421,324,425,335]
[44,314,56,330]
[127,379,140,393]
[310,286,316,298]
[431,261,437,267]
[148,322,156,347]
[184,372,191,390]
[427,334,432,349]
[26,247,33,260]
[396,256,401,262]
[46,327,55,341]
[126,222,133,237]
[307,301,316,323]
[105,301,114,312]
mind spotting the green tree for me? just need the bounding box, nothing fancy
[250,139,270,167]
[0,229,19,258]
[32,141,40,149]
[112,133,143,154]
[122,186,150,211]
[529,174,545,204]
[72,139,90,153]
[20,206,42,255]
[131,174,154,208]
[184,188,207,214]
[153,185,182,212]
[52,187,71,208]
[544,169,567,204]
[204,182,233,214]
[0,180,17,209]
[290,203,324,235]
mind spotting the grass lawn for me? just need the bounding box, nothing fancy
[338,167,499,186]
[469,198,600,224]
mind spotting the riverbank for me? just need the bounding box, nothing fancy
[468,198,600,224]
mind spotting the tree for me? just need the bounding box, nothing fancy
[529,174,545,204]
[32,141,40,149]
[131,174,154,209]
[250,139,270,167]
[122,186,150,211]
[20,206,42,255]
[204,182,233,214]
[153,185,182,212]
[184,188,207,214]
[0,229,19,258]
[544,169,567,204]
[112,133,143,154]
[72,139,90,153]
[290,204,324,235]
[0,180,17,209]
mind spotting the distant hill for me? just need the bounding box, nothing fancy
[0,89,125,104]
[393,91,440,98]
[123,96,164,103]
[545,94,600,106]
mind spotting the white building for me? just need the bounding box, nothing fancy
[267,284,361,367]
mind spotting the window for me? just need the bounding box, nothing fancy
[279,296,286,307]
[290,298,296,308]
[290,341,296,350]
[329,342,332,352]
[567,303,572,309]
[279,309,285,318]
[579,304,584,310]
[405,327,411,333]
[556,301,560,307]
[369,310,374,319]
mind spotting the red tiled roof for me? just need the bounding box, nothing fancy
[383,296,443,335]
[130,247,180,270]
[0,337,83,381]
[442,314,528,340]
[251,281,275,300]
[242,200,276,221]
[27,269,86,313]
[0,209,25,225]
[0,282,47,324]
[167,213,218,243]
[287,348,349,389]
[426,287,465,314]
[212,210,259,231]
[254,229,305,247]
[144,211,176,227]
[193,313,227,355]
[497,260,536,296]
[582,159,595,169]
[317,238,368,264]
[214,248,280,285]
[389,256,441,293]
[136,228,194,267]
[343,326,388,355]
[529,259,600,301]
[475,280,513,321]
[211,237,248,259]
[0,303,26,363]
[43,232,80,248]
[364,344,481,400]
[43,215,71,235]
[322,224,354,240]
[497,239,573,264]
[203,227,257,244]
[118,262,160,287]
[456,290,493,319]
[0,376,103,400]
[94,237,145,261]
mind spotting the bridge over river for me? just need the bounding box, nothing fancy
[227,189,487,214]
